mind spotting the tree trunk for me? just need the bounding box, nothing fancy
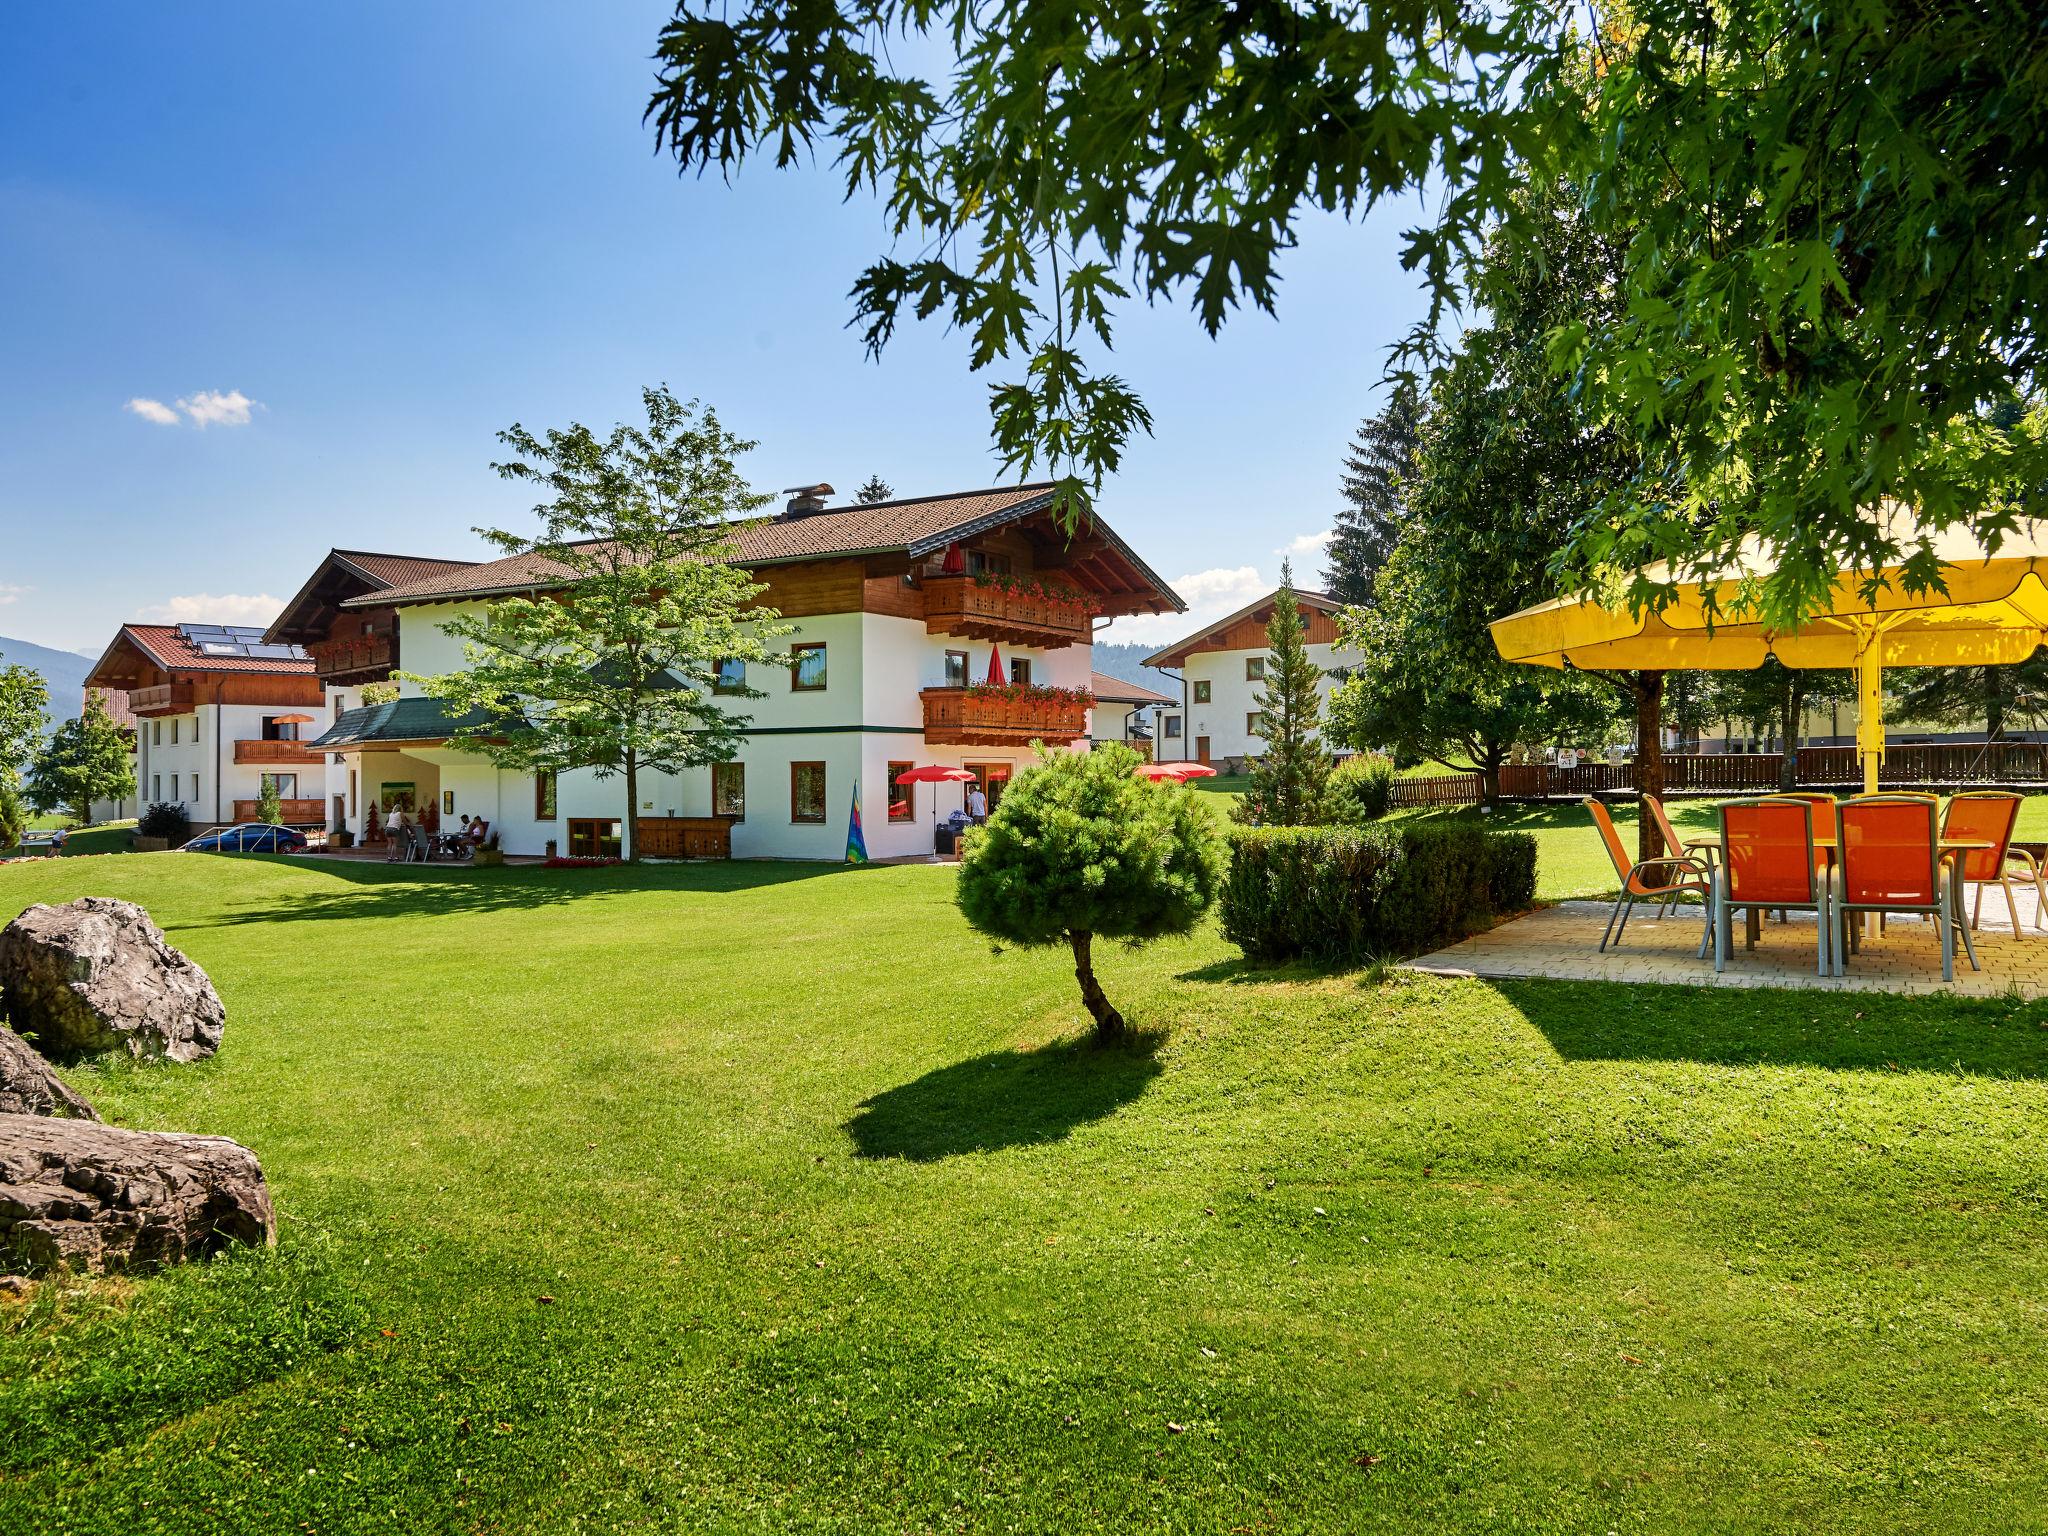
[624,748,639,863]
[1987,667,2007,741]
[1479,743,1504,807]
[1777,675,1803,791]
[1067,930,1125,1041]
[1634,670,1665,862]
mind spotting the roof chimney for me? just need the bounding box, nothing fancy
[783,482,835,517]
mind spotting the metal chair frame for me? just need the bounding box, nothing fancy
[1713,798,1833,977]
[1583,798,1715,957]
[1832,794,1980,982]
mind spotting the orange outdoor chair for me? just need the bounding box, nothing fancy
[1645,794,1715,874]
[1940,791,2045,939]
[1583,797,1714,956]
[1714,799,1833,976]
[1834,795,1980,981]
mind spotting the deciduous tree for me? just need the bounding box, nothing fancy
[25,694,134,825]
[646,0,2047,622]
[956,743,1223,1041]
[409,386,791,862]
[0,656,48,798]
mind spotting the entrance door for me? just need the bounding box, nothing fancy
[965,762,1012,810]
[332,794,345,831]
[1196,736,1211,765]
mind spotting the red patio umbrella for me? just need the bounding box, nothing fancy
[985,642,1005,685]
[1171,763,1218,779]
[893,763,979,820]
[1133,762,1189,781]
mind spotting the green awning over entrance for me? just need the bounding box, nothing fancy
[311,697,511,750]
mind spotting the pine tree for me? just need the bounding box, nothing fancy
[1236,565,1333,825]
[855,475,895,504]
[1326,384,1422,604]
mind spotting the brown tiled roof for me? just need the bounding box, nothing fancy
[333,551,479,588]
[345,483,1181,613]
[1090,671,1177,705]
[86,687,136,731]
[122,624,316,676]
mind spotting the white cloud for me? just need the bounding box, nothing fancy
[0,584,26,606]
[125,396,180,425]
[1276,529,1333,559]
[1096,564,1271,647]
[176,388,257,427]
[138,593,286,627]
[124,389,260,428]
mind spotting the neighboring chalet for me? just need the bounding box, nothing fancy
[82,624,327,831]
[1089,671,1176,757]
[271,485,1183,860]
[1144,588,1353,770]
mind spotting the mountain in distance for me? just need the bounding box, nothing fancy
[1088,639,1179,692]
[0,634,98,731]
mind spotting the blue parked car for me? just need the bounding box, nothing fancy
[182,824,308,854]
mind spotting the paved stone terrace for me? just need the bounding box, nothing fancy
[1406,888,2048,997]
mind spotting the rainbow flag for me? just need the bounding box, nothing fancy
[845,781,869,864]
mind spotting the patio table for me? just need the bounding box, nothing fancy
[1687,833,1993,952]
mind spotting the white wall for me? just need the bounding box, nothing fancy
[380,598,1100,859]
[134,701,329,825]
[1153,641,1350,763]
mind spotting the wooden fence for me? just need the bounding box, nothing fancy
[1389,742,2048,810]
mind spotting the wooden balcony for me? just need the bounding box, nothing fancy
[129,682,195,716]
[230,798,325,825]
[311,632,396,683]
[921,686,1091,747]
[922,575,1093,649]
[233,738,325,766]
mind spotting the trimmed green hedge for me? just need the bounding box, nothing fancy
[1220,821,1539,965]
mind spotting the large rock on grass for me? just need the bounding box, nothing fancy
[0,897,225,1062]
[0,1028,97,1120]
[0,1114,273,1275]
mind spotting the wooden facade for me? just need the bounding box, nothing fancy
[309,613,398,684]
[920,687,1090,747]
[232,739,327,766]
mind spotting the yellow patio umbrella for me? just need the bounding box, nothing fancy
[1490,515,2048,793]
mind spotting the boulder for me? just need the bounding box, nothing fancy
[0,897,225,1062]
[0,1114,274,1275]
[0,1028,97,1120]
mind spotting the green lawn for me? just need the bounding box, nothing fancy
[0,821,134,861]
[2,854,2047,1532]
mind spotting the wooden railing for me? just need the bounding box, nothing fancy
[230,798,326,824]
[233,738,324,766]
[1390,773,1486,808]
[311,632,396,683]
[1395,742,2048,810]
[920,686,1091,746]
[634,816,734,859]
[922,575,1092,649]
[129,682,195,716]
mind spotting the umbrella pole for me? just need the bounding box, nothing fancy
[1856,633,1886,795]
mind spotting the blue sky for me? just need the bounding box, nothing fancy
[0,2,1433,658]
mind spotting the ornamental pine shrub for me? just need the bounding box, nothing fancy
[957,742,1225,1040]
[1220,821,1537,966]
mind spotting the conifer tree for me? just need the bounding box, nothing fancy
[1236,565,1333,826]
[1327,385,1422,604]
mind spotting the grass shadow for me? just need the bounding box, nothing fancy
[846,1032,1165,1162]
[1499,976,2048,1079]
[189,856,852,927]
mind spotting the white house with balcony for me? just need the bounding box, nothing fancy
[82,623,330,831]
[270,484,1183,860]
[1144,588,1353,770]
